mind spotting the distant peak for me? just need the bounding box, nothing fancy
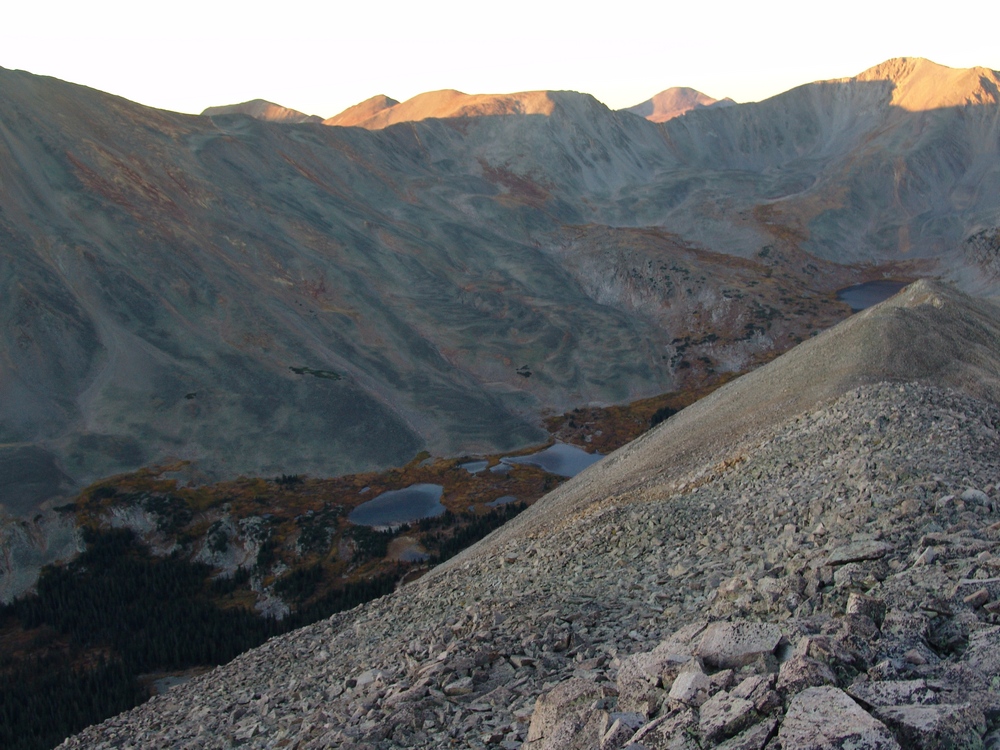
[324,89,563,130]
[201,99,321,124]
[622,87,733,123]
[324,95,400,127]
[850,57,1000,111]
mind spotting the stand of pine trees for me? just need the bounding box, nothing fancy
[0,501,528,750]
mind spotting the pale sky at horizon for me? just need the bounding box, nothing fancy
[3,0,1000,118]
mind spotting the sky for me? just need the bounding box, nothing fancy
[4,0,1000,118]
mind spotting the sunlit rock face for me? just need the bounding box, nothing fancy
[2,58,999,510]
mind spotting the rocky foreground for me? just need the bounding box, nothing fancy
[60,282,1000,749]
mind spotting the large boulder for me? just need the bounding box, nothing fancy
[698,689,757,743]
[694,621,783,670]
[778,686,900,749]
[875,703,986,750]
[525,678,605,748]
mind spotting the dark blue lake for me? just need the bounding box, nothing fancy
[501,443,603,478]
[348,483,445,527]
[836,280,910,311]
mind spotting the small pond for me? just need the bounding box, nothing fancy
[458,460,489,474]
[487,495,519,507]
[501,443,603,478]
[348,483,445,527]
[836,280,910,311]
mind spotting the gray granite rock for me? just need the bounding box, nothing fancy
[828,540,895,565]
[667,670,711,707]
[875,703,986,750]
[847,679,938,708]
[776,656,837,695]
[526,678,604,746]
[630,708,699,750]
[962,626,1000,678]
[695,621,783,670]
[846,593,887,625]
[779,687,900,749]
[715,717,778,750]
[698,690,757,743]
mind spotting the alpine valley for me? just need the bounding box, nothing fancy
[3,57,1000,750]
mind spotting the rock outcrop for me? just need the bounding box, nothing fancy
[58,283,1000,747]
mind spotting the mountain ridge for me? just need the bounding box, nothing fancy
[850,56,1000,111]
[324,89,563,129]
[204,58,997,131]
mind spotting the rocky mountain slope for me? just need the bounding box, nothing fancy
[58,281,1000,748]
[3,58,1000,514]
[622,87,735,122]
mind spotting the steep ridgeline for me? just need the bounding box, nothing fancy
[60,282,1000,748]
[3,58,1000,512]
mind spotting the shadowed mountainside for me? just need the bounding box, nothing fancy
[2,58,1000,510]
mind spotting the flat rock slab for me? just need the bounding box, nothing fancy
[954,578,1000,603]
[695,621,783,669]
[631,708,700,750]
[962,626,1000,678]
[527,678,603,744]
[601,717,636,750]
[847,679,938,708]
[536,709,606,750]
[699,690,756,743]
[776,655,836,694]
[827,540,894,565]
[617,646,695,715]
[779,686,900,750]
[715,717,778,750]
[875,703,986,750]
[846,592,887,624]
[443,676,473,696]
[668,670,711,706]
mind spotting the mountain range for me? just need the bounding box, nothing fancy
[2,57,1000,515]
